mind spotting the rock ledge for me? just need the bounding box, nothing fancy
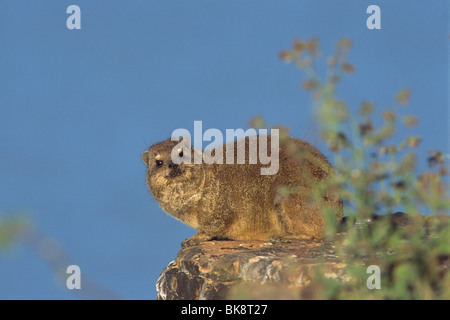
[156,238,346,300]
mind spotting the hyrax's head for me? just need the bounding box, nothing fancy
[142,137,203,200]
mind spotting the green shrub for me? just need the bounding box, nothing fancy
[274,37,449,299]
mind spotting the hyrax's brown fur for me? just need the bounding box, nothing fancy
[142,135,343,248]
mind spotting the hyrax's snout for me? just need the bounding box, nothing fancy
[167,160,182,177]
[168,160,177,169]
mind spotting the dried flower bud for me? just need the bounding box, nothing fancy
[359,101,374,116]
[293,38,304,53]
[382,110,397,122]
[403,115,419,127]
[342,62,356,74]
[327,57,336,67]
[338,38,352,49]
[359,121,374,136]
[302,79,318,91]
[249,116,266,129]
[427,150,444,167]
[396,89,411,106]
[305,38,319,55]
[407,136,421,148]
[279,50,293,62]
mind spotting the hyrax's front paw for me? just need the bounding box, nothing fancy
[181,237,201,248]
[269,233,314,244]
[269,235,293,244]
[181,233,210,249]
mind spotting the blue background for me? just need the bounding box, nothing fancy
[0,1,447,299]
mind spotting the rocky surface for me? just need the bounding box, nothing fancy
[155,212,450,300]
[156,237,347,300]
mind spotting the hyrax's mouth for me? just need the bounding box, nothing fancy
[168,168,182,177]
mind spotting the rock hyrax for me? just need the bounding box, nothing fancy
[142,135,343,247]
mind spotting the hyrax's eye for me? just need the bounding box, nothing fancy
[155,160,163,167]
[178,149,183,157]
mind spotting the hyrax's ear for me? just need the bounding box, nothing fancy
[181,135,191,144]
[142,150,149,165]
[172,135,191,146]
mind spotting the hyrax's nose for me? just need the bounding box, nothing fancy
[168,160,178,169]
